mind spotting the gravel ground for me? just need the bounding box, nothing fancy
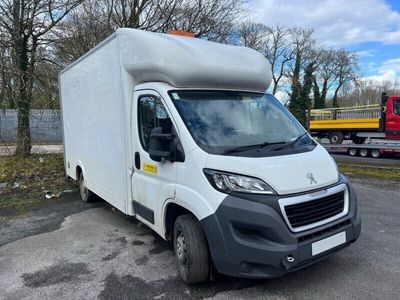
[0,176,399,300]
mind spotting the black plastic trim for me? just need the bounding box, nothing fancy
[200,174,361,278]
[132,200,154,224]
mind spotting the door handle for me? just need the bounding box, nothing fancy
[135,152,141,169]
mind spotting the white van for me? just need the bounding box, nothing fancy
[59,28,361,283]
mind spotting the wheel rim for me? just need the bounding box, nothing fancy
[349,149,357,156]
[80,177,88,200]
[176,230,187,265]
[360,149,368,156]
[331,135,338,143]
[372,150,380,158]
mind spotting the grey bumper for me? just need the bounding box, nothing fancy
[201,175,361,278]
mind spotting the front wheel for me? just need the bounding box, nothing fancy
[329,131,344,144]
[174,215,210,284]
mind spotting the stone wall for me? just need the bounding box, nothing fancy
[0,110,62,143]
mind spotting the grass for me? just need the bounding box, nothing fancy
[339,163,400,181]
[0,154,77,211]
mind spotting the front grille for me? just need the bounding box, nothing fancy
[284,191,345,229]
[298,219,351,243]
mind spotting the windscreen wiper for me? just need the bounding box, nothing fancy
[273,132,309,151]
[223,141,286,155]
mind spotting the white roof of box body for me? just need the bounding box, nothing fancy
[117,28,272,92]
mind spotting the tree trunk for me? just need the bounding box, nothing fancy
[272,79,278,95]
[15,96,31,156]
[332,83,342,108]
[15,36,32,156]
[320,81,328,106]
[1,75,7,113]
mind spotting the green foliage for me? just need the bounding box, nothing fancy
[289,53,304,125]
[313,76,325,109]
[289,57,315,127]
[301,63,314,109]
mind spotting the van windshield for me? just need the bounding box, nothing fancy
[169,90,315,156]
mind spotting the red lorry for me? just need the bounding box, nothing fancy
[310,93,400,158]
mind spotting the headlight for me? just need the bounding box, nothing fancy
[203,169,275,195]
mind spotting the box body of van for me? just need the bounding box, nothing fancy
[59,28,361,283]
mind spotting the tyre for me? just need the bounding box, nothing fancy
[79,172,96,202]
[348,148,358,156]
[173,214,210,284]
[359,149,369,157]
[351,137,367,144]
[329,131,344,144]
[371,149,381,158]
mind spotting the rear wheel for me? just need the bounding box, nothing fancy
[348,148,358,156]
[359,149,369,157]
[329,131,344,144]
[173,215,210,284]
[371,149,381,158]
[79,173,96,202]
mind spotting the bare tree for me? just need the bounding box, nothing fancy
[332,49,358,107]
[167,0,244,40]
[286,28,316,125]
[0,0,84,156]
[337,79,399,106]
[54,0,245,64]
[235,22,267,51]
[264,25,294,95]
[287,28,314,97]
[313,49,338,108]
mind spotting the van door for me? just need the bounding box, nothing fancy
[131,90,177,231]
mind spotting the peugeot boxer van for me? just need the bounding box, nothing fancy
[59,28,361,283]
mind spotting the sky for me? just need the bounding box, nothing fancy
[251,0,400,83]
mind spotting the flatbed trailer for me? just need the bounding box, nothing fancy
[309,93,400,144]
[321,141,400,158]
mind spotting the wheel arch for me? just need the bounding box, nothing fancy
[74,160,86,181]
[164,202,193,240]
[162,197,213,241]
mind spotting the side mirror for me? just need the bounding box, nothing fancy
[149,127,174,162]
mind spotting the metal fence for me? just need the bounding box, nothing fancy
[0,109,62,143]
[310,104,382,121]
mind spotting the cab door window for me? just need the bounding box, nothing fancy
[394,99,400,116]
[138,95,172,151]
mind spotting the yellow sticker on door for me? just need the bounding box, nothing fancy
[143,163,158,174]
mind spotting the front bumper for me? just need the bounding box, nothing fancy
[201,175,361,278]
